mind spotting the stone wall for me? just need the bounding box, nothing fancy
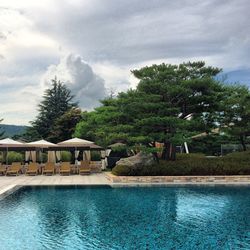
[105,173,250,184]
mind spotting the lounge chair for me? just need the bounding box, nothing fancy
[6,162,22,176]
[0,163,6,175]
[26,162,39,176]
[79,160,91,175]
[42,162,55,175]
[59,162,71,175]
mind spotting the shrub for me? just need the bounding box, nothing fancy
[112,165,132,176]
[7,151,24,164]
[61,151,72,162]
[112,152,250,176]
[91,151,101,161]
[41,153,48,163]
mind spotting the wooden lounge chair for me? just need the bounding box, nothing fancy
[0,163,6,175]
[26,162,39,176]
[6,162,22,176]
[42,162,55,175]
[79,160,91,175]
[59,162,71,175]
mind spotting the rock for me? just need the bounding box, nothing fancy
[115,152,155,169]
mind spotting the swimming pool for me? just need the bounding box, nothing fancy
[0,185,249,249]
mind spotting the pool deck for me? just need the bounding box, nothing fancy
[0,173,250,198]
[0,173,110,198]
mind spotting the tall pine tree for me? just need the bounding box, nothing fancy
[27,77,77,142]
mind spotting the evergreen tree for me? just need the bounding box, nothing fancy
[49,107,82,142]
[222,84,250,151]
[131,61,225,159]
[75,62,226,160]
[27,77,77,142]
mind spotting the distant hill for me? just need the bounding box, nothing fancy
[0,124,28,138]
[218,70,250,87]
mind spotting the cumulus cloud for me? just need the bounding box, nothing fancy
[42,54,107,109]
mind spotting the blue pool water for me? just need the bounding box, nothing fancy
[0,186,250,250]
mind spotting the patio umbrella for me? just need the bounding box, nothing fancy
[26,139,57,163]
[0,138,23,164]
[27,139,57,148]
[0,138,23,145]
[57,137,94,145]
[58,138,96,162]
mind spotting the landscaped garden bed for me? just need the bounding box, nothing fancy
[112,151,250,176]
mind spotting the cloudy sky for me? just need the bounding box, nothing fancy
[0,0,249,125]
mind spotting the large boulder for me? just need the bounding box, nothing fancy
[115,152,155,168]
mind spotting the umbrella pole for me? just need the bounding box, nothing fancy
[40,148,42,163]
[7,146,8,165]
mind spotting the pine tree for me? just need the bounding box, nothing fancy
[75,61,226,160]
[27,77,77,142]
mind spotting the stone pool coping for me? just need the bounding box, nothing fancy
[0,173,250,199]
[0,173,110,198]
[105,172,250,185]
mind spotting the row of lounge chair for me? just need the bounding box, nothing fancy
[0,161,91,176]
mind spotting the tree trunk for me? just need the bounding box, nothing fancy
[240,135,247,151]
[162,141,176,161]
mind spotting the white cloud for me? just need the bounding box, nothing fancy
[42,54,107,110]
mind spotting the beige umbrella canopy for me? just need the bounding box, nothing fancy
[0,138,25,164]
[26,140,58,163]
[27,139,57,148]
[57,137,103,162]
[57,137,94,146]
[57,137,103,150]
[0,138,23,146]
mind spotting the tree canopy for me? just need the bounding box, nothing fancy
[222,84,250,150]
[75,61,231,159]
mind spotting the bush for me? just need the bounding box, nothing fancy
[112,165,132,176]
[41,153,48,163]
[7,151,24,164]
[112,152,250,176]
[91,151,101,161]
[61,151,72,162]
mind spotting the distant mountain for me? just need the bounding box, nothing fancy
[218,69,250,87]
[0,124,28,138]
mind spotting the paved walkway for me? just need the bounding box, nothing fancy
[0,173,110,197]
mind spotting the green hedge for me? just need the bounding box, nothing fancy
[7,152,24,164]
[91,151,101,161]
[112,151,250,176]
[61,151,72,162]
